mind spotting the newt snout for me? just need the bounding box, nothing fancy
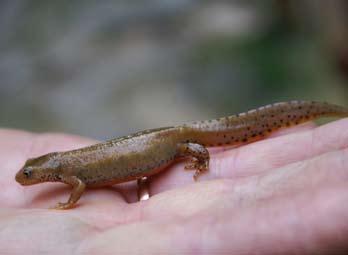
[16,166,40,185]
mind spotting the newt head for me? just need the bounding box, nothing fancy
[15,152,61,185]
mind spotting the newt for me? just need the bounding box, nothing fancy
[15,100,348,209]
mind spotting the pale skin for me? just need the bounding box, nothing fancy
[1,118,348,254]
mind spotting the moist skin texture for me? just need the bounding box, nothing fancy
[15,100,348,209]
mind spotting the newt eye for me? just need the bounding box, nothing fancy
[23,168,32,178]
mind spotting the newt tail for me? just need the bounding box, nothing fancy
[15,100,348,209]
[182,100,348,147]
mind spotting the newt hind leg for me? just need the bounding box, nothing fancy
[176,142,210,180]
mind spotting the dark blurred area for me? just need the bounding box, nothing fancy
[0,0,347,140]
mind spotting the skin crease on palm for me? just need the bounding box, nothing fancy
[1,119,348,254]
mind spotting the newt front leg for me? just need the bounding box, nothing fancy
[52,176,86,210]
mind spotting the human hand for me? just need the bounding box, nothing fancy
[1,119,348,254]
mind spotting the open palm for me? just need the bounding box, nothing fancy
[1,119,348,254]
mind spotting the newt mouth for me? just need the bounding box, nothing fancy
[15,168,38,185]
[15,170,26,185]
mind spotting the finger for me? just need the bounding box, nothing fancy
[77,186,348,254]
[0,207,97,254]
[141,147,348,220]
[178,186,348,254]
[150,118,348,193]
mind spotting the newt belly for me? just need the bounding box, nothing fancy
[15,100,348,209]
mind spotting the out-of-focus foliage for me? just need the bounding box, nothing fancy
[0,0,347,139]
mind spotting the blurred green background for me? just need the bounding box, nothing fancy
[1,0,347,140]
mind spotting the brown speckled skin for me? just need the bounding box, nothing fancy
[15,101,348,209]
